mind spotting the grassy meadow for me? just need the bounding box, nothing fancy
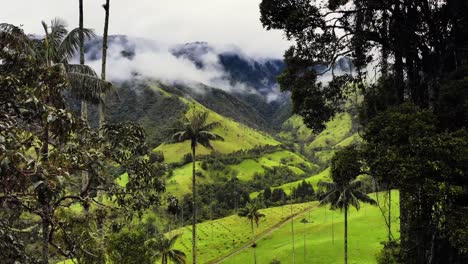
[222,191,400,264]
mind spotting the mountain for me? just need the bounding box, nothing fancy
[84,36,292,131]
[85,36,360,201]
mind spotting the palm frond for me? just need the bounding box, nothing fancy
[200,121,222,132]
[197,137,214,150]
[349,178,365,190]
[171,131,190,143]
[199,131,224,141]
[57,27,95,62]
[66,71,112,104]
[169,233,182,248]
[353,191,377,206]
[348,192,361,210]
[65,64,98,77]
[169,249,187,264]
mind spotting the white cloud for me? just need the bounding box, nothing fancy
[84,39,257,95]
[1,0,291,58]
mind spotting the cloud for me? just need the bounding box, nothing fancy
[84,39,259,96]
[2,0,291,58]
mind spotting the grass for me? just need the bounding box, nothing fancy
[170,202,316,264]
[165,162,217,196]
[307,113,353,150]
[223,190,400,264]
[155,99,279,163]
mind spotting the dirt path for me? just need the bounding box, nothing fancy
[209,204,317,264]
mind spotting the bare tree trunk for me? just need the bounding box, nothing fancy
[99,0,110,129]
[78,0,90,220]
[192,146,197,264]
[344,206,348,264]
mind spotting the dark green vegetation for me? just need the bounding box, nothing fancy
[0,21,164,264]
[260,0,468,263]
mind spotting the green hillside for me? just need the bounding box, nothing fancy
[278,113,360,167]
[155,98,279,164]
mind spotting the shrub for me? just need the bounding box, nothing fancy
[376,241,402,264]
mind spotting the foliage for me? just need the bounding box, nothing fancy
[376,241,402,264]
[105,81,187,147]
[260,0,468,262]
[146,233,187,264]
[106,229,156,264]
[0,28,165,262]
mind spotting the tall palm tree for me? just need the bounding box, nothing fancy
[238,202,265,264]
[318,178,377,264]
[169,110,224,264]
[41,19,111,105]
[146,234,187,264]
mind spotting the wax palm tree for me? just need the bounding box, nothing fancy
[238,202,265,264]
[169,110,224,264]
[146,234,187,264]
[318,178,377,264]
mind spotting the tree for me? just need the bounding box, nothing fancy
[238,202,266,264]
[259,1,468,261]
[107,230,156,264]
[318,146,377,264]
[263,187,272,201]
[168,110,224,264]
[0,30,164,263]
[146,233,187,264]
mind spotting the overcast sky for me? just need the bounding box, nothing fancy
[1,0,291,58]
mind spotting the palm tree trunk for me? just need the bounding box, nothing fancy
[291,202,296,264]
[192,146,197,264]
[344,206,348,264]
[251,219,257,264]
[99,0,110,129]
[388,189,391,241]
[332,210,334,245]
